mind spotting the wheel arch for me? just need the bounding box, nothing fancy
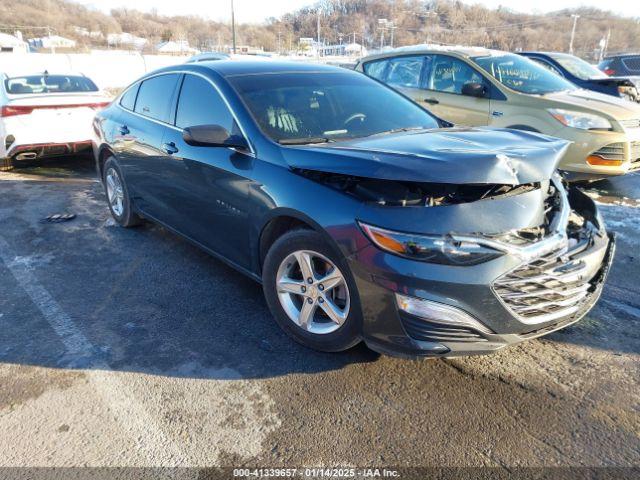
[257,208,342,275]
[97,145,116,179]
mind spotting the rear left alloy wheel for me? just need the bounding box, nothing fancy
[102,156,141,227]
[262,229,362,352]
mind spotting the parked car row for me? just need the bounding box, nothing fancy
[90,60,615,358]
[356,46,640,180]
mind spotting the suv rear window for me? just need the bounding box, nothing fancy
[622,56,640,73]
[5,75,98,95]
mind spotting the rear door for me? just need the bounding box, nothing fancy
[160,73,253,269]
[421,54,491,126]
[115,73,181,222]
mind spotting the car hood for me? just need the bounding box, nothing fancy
[543,89,640,119]
[587,76,638,88]
[281,127,570,185]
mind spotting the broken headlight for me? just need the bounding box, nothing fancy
[359,222,504,266]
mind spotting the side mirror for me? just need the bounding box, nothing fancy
[182,124,249,150]
[461,82,487,98]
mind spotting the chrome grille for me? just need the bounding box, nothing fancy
[493,241,595,323]
[591,143,625,161]
[620,119,640,130]
[631,141,640,162]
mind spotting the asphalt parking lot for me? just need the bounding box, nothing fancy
[0,156,638,475]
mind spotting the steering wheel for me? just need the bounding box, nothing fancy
[344,113,367,127]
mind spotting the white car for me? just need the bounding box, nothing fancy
[1,72,111,171]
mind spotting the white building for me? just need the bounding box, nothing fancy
[107,32,147,50]
[0,33,29,53]
[156,40,198,55]
[29,35,77,50]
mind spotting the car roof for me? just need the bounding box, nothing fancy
[604,53,640,59]
[360,44,504,62]
[185,59,346,77]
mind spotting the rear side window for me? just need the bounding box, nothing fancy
[386,56,424,88]
[622,56,640,73]
[428,55,486,95]
[175,74,234,131]
[134,74,179,123]
[119,83,139,111]
[363,60,388,80]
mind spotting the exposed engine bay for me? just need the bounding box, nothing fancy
[296,168,540,207]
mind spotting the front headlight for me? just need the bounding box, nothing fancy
[548,108,612,130]
[359,222,504,266]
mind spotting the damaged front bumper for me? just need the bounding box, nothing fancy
[348,182,615,358]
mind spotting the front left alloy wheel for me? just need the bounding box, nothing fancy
[262,229,362,352]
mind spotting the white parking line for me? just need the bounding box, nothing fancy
[0,235,189,466]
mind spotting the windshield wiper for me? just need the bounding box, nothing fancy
[278,137,335,145]
[363,126,427,138]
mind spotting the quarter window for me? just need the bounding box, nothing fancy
[428,56,486,95]
[386,56,424,88]
[134,74,180,123]
[119,83,139,111]
[175,74,234,131]
[363,60,388,80]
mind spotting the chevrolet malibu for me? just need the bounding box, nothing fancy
[92,61,615,358]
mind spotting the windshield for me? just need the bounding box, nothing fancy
[228,71,439,143]
[473,54,575,94]
[550,53,607,80]
[4,75,99,95]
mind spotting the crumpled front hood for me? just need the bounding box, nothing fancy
[282,127,570,185]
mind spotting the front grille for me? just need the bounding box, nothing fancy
[591,142,625,161]
[631,141,640,162]
[620,119,640,130]
[400,313,488,343]
[493,240,596,323]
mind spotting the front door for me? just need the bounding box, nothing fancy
[160,73,254,269]
[420,54,491,126]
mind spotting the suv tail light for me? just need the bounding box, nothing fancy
[0,102,110,118]
[603,68,616,76]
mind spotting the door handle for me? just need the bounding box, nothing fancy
[162,142,179,155]
[423,98,439,105]
[119,125,130,135]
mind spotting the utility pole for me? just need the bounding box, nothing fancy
[569,14,579,54]
[317,9,321,59]
[231,0,237,54]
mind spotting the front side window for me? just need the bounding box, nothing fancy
[386,56,424,88]
[229,71,439,144]
[4,75,98,95]
[428,56,486,95]
[529,58,564,77]
[134,74,179,123]
[175,75,234,131]
[550,53,606,80]
[363,60,388,80]
[474,54,575,94]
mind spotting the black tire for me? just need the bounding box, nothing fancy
[102,156,142,227]
[0,157,13,172]
[262,229,363,352]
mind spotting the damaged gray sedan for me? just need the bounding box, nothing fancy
[93,61,615,358]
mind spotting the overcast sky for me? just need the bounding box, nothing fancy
[75,0,640,23]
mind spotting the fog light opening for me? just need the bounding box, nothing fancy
[395,293,493,335]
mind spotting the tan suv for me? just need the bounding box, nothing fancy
[356,46,640,180]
